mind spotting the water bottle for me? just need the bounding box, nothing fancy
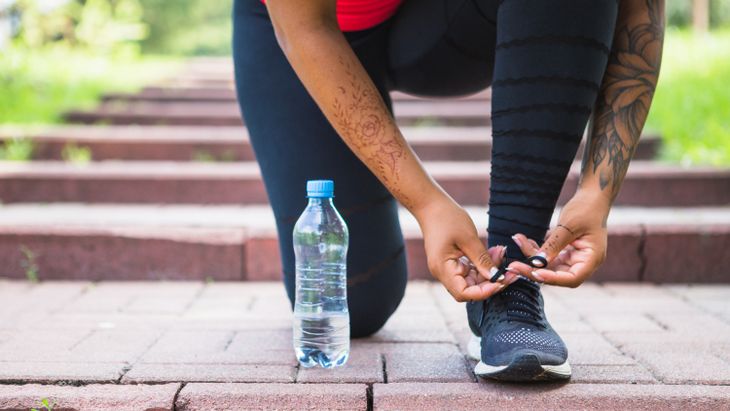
[292,179,350,368]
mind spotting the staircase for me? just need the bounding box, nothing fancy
[1,58,728,283]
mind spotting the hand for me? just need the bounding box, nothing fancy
[506,190,610,288]
[415,195,518,302]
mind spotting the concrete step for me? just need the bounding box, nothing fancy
[63,100,492,126]
[102,87,492,103]
[0,125,661,162]
[0,160,725,207]
[0,204,727,282]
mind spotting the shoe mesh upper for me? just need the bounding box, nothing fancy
[493,327,567,357]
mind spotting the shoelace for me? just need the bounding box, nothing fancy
[490,279,544,328]
[489,254,547,283]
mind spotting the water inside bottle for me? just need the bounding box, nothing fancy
[293,262,350,368]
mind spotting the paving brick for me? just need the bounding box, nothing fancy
[383,343,473,383]
[176,383,366,411]
[0,382,179,411]
[0,328,92,361]
[555,290,692,314]
[582,313,666,332]
[365,315,454,343]
[140,329,296,365]
[29,312,176,331]
[561,332,637,365]
[0,326,160,363]
[0,362,125,383]
[0,281,91,328]
[373,382,730,410]
[173,315,292,331]
[296,342,383,383]
[619,342,730,384]
[571,364,657,384]
[123,363,295,383]
[646,312,730,341]
[68,328,163,363]
[181,297,253,319]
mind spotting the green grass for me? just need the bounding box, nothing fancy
[646,29,730,166]
[0,45,181,125]
[0,137,35,161]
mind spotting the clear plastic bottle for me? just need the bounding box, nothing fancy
[292,179,350,368]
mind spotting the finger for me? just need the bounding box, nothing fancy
[532,224,578,268]
[489,245,507,267]
[505,260,533,277]
[460,236,501,283]
[453,258,470,277]
[459,280,506,301]
[531,268,582,288]
[510,233,540,258]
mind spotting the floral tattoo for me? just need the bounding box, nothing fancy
[581,0,664,201]
[331,55,412,205]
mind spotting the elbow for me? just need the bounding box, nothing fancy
[268,14,339,57]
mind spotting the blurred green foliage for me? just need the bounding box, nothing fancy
[646,29,730,166]
[667,0,730,28]
[9,0,147,55]
[0,45,179,123]
[138,0,232,56]
[4,0,232,56]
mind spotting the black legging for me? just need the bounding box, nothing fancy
[233,0,618,337]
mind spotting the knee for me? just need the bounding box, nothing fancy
[350,310,390,339]
[347,269,407,338]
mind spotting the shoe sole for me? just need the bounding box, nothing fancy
[467,335,571,382]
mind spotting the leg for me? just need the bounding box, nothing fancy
[467,0,619,381]
[488,0,619,259]
[232,0,406,338]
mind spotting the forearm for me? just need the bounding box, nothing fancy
[578,0,665,207]
[270,19,446,216]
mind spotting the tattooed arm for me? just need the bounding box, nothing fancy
[266,0,512,301]
[579,0,665,204]
[507,0,665,287]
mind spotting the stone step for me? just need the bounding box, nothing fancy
[102,87,492,103]
[64,100,492,126]
[0,125,661,162]
[0,160,725,207]
[0,204,727,282]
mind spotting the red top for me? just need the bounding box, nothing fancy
[260,0,403,32]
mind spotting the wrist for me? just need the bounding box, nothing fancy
[411,188,456,226]
[573,186,612,215]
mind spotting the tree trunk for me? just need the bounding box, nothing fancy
[693,0,710,33]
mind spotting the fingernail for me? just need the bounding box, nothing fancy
[488,267,504,282]
[530,252,547,267]
[500,246,507,259]
[531,270,545,282]
[511,235,522,248]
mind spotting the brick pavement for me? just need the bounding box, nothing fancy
[0,279,728,410]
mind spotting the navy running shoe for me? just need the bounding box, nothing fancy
[465,277,571,381]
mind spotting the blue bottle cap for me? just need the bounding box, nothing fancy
[306,180,334,198]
